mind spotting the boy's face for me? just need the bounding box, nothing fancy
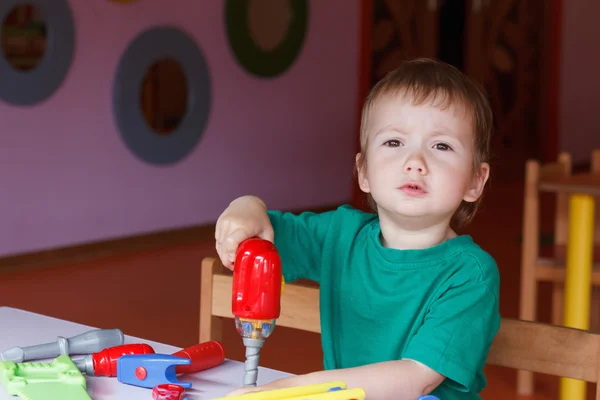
[357,93,489,227]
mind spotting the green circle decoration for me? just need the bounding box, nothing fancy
[225,0,308,78]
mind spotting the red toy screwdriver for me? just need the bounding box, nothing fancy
[76,343,155,376]
[172,340,225,374]
[75,341,224,377]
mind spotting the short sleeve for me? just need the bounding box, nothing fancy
[268,209,335,283]
[402,264,500,392]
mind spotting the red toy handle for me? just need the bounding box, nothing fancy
[232,238,282,320]
[93,343,155,377]
[173,340,225,374]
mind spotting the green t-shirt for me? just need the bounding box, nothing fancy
[267,205,501,399]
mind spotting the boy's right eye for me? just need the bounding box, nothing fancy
[383,139,401,147]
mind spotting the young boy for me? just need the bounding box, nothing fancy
[215,58,500,399]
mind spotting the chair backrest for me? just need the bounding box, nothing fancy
[592,149,600,242]
[525,150,600,249]
[199,256,320,343]
[199,256,600,397]
[488,318,600,388]
[522,152,571,253]
[522,150,600,263]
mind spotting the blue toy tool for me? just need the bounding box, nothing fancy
[418,396,440,400]
[116,354,192,389]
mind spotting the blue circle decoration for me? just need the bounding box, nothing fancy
[225,0,308,78]
[0,0,75,106]
[113,26,211,165]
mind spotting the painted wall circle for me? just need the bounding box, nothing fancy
[112,26,212,165]
[0,0,75,105]
[225,0,308,78]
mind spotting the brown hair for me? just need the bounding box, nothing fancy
[356,58,493,230]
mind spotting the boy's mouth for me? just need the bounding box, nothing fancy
[399,183,427,196]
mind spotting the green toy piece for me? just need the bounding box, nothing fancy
[0,355,90,400]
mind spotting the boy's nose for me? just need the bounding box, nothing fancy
[404,157,428,175]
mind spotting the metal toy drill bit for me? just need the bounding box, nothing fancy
[242,337,263,386]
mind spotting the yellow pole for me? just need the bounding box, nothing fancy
[560,193,595,400]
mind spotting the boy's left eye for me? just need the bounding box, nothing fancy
[433,143,452,151]
[383,139,401,147]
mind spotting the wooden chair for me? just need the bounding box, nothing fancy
[518,150,600,394]
[488,318,600,400]
[199,256,600,398]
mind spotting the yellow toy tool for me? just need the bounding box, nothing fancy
[212,381,366,400]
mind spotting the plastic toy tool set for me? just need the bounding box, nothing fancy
[0,238,441,400]
[0,328,225,400]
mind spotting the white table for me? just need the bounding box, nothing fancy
[0,307,293,399]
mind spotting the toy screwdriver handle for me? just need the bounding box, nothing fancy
[1,329,124,363]
[232,238,282,320]
[173,340,225,374]
[75,343,155,376]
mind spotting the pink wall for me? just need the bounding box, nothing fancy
[559,0,600,164]
[0,0,360,257]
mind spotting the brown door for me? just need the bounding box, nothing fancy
[370,0,440,85]
[463,0,548,179]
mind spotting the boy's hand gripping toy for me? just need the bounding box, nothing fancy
[232,238,283,387]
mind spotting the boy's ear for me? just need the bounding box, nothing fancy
[463,162,490,202]
[356,153,370,193]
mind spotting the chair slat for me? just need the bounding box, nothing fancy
[488,318,600,382]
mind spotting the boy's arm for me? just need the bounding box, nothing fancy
[227,359,444,399]
[215,196,335,281]
[267,208,336,283]
[401,256,501,392]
